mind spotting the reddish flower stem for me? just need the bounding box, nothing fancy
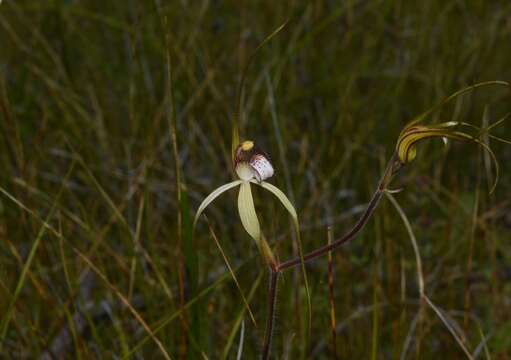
[261,153,401,358]
[278,154,401,272]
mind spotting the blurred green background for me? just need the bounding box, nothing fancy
[1,1,510,358]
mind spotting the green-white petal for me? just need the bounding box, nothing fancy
[253,180,298,225]
[237,182,261,244]
[194,180,243,228]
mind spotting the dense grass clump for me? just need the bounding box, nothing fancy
[1,1,510,358]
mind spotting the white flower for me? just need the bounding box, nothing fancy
[194,141,297,263]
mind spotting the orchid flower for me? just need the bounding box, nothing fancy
[193,140,299,265]
[396,120,501,192]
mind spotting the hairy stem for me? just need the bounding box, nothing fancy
[262,268,279,360]
[278,154,401,272]
[261,154,401,358]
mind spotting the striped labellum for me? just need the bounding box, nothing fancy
[234,141,274,182]
[250,154,274,182]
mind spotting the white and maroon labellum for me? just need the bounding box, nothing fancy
[250,154,274,182]
[234,141,274,182]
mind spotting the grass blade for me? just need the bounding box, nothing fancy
[182,187,204,355]
[221,273,263,359]
[208,223,257,327]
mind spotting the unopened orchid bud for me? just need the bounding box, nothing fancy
[395,120,501,193]
[396,123,461,164]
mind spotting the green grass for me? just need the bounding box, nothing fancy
[1,0,511,358]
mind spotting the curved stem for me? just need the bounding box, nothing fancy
[261,154,401,358]
[262,268,279,360]
[278,154,401,272]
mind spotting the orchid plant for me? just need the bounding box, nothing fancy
[193,80,509,359]
[194,140,299,268]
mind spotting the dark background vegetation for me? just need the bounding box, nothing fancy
[1,1,510,358]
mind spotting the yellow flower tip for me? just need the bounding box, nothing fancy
[241,140,254,151]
